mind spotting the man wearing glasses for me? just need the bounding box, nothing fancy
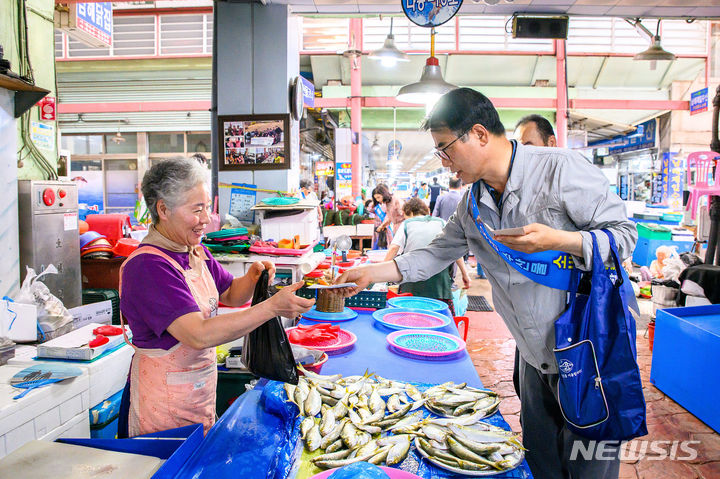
[335,88,636,479]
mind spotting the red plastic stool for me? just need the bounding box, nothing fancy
[454,316,469,341]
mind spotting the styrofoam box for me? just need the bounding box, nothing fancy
[686,295,712,307]
[260,209,319,245]
[217,260,249,277]
[0,363,90,458]
[8,343,133,408]
[323,225,356,240]
[356,223,374,237]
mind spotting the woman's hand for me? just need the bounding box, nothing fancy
[246,261,276,285]
[265,281,315,318]
[462,272,471,289]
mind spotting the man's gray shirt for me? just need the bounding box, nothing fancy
[394,143,637,373]
[432,189,463,221]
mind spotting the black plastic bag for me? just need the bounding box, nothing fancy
[241,270,299,384]
[376,228,388,249]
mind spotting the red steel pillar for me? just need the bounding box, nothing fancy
[555,39,568,148]
[350,18,362,196]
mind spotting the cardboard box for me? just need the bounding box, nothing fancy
[68,301,112,330]
[37,323,127,361]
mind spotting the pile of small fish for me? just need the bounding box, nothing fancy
[283,366,524,474]
[414,423,525,474]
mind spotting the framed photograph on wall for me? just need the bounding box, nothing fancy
[218,114,291,171]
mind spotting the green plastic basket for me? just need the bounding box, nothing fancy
[637,223,672,240]
[205,227,248,239]
[203,243,251,254]
[82,288,120,325]
[297,287,387,309]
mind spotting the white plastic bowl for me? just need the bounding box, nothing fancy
[365,249,388,263]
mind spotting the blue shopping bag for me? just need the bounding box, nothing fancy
[554,230,648,441]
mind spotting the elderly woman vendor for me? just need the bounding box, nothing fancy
[118,158,314,437]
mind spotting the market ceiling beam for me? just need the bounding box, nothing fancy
[568,99,689,110]
[57,101,211,114]
[57,98,690,116]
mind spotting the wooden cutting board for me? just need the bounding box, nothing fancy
[0,440,164,478]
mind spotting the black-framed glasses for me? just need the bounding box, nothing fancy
[433,130,469,161]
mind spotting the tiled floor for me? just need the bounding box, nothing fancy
[463,277,719,479]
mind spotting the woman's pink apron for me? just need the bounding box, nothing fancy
[120,246,218,436]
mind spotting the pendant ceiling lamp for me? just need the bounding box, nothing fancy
[627,18,676,62]
[369,17,410,68]
[396,28,457,105]
[111,130,126,144]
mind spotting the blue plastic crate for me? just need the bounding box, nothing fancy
[650,305,720,433]
[632,237,694,267]
[91,416,119,439]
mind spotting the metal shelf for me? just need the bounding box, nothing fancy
[0,73,50,117]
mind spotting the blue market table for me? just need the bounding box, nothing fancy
[172,308,533,478]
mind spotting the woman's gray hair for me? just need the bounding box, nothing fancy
[142,157,209,224]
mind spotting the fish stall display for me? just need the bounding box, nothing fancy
[285,365,525,476]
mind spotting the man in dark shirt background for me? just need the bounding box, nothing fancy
[428,177,443,213]
[432,176,463,220]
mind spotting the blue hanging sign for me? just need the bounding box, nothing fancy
[300,76,315,108]
[388,139,402,158]
[75,3,113,46]
[661,152,684,210]
[690,87,708,115]
[589,119,656,154]
[402,0,464,28]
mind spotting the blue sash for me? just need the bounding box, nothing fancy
[375,204,394,235]
[374,204,386,222]
[467,186,575,290]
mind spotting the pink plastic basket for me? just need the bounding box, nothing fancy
[249,242,315,256]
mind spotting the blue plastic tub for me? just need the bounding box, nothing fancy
[651,305,720,433]
[89,389,123,439]
[91,416,119,439]
[632,237,694,267]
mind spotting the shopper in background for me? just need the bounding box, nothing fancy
[384,198,470,312]
[428,177,443,213]
[371,183,404,248]
[119,158,314,438]
[432,176,464,221]
[298,178,319,201]
[335,88,636,479]
[298,178,322,222]
[417,182,429,201]
[514,114,557,147]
